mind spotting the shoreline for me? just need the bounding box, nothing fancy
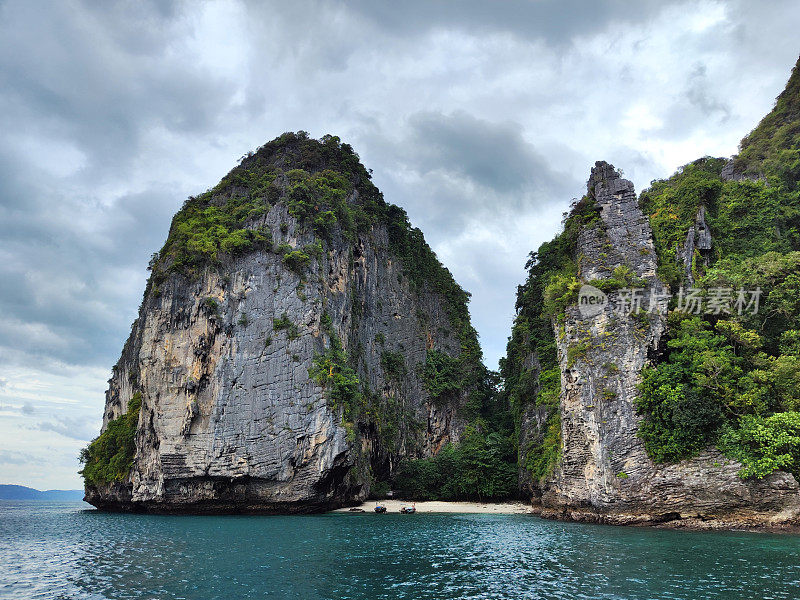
[531,505,800,533]
[332,500,531,514]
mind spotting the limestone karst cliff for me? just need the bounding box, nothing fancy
[81,133,486,513]
[504,55,800,528]
[83,56,800,525]
[508,163,799,527]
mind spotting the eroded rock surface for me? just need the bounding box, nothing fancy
[535,162,800,528]
[678,205,712,284]
[86,141,471,513]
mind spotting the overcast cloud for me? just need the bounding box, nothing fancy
[1,0,799,489]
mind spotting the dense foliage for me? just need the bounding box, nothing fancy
[80,393,142,486]
[380,350,407,384]
[634,62,800,478]
[520,368,562,482]
[639,157,800,289]
[421,349,463,402]
[152,132,384,279]
[637,252,800,471]
[636,316,729,462]
[639,157,726,287]
[308,332,364,442]
[719,412,800,480]
[392,348,516,500]
[393,423,517,501]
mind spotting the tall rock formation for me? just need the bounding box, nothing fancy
[82,133,483,513]
[677,205,712,285]
[507,55,800,529]
[536,163,800,527]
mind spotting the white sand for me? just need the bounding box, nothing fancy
[333,500,531,514]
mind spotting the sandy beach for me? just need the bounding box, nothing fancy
[332,500,531,514]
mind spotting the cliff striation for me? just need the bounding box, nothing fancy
[82,133,484,513]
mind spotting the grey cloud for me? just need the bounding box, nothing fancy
[0,0,234,176]
[649,1,800,144]
[341,0,668,44]
[651,61,733,139]
[366,111,580,241]
[0,130,180,368]
[0,402,37,416]
[404,111,559,193]
[36,416,98,442]
[686,64,731,120]
[0,0,231,372]
[0,450,29,465]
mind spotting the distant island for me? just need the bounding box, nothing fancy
[0,485,85,502]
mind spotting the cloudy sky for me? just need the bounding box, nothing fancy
[1,0,799,490]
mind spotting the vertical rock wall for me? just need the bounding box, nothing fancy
[537,162,800,527]
[87,202,468,513]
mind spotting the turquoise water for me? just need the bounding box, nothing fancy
[1,502,799,599]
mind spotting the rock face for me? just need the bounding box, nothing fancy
[515,351,548,499]
[677,205,712,285]
[534,162,800,528]
[85,134,474,513]
[721,157,766,184]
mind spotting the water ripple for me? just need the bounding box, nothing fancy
[0,502,798,599]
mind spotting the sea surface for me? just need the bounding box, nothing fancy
[1,501,799,599]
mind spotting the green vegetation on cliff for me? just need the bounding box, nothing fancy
[639,157,800,288]
[422,349,463,402]
[152,132,381,278]
[636,252,800,473]
[309,331,365,443]
[80,393,142,486]
[719,412,800,480]
[500,193,602,484]
[734,55,800,187]
[635,59,800,478]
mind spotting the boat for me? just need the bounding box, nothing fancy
[374,504,387,513]
[400,504,416,514]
